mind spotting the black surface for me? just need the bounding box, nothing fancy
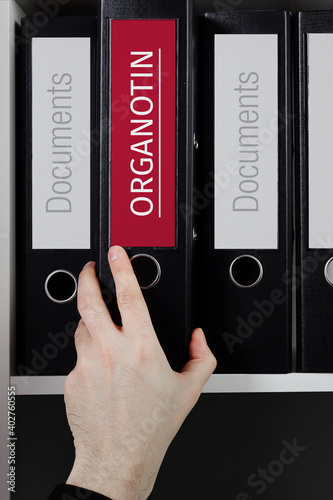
[98,0,199,373]
[198,11,293,373]
[14,393,333,500]
[295,11,333,373]
[17,16,98,375]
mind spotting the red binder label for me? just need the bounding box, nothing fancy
[110,20,176,247]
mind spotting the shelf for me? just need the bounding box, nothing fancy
[2,0,333,398]
[1,4,333,500]
[203,373,333,393]
[14,0,333,15]
[9,373,333,395]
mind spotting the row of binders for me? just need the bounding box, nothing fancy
[15,2,333,375]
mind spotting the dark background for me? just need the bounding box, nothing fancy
[15,393,333,499]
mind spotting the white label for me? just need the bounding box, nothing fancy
[308,34,333,249]
[214,34,278,250]
[32,38,91,250]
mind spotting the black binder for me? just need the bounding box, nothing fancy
[198,11,293,373]
[296,11,333,373]
[17,17,97,375]
[98,0,199,371]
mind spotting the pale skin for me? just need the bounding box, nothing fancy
[65,245,217,500]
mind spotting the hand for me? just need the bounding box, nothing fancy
[65,246,217,500]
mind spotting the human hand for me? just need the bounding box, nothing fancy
[65,246,217,500]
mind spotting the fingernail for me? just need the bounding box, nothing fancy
[109,247,119,262]
[83,261,95,269]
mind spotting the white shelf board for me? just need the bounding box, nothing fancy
[10,373,333,395]
[11,376,66,395]
[203,373,333,393]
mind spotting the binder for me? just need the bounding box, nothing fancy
[198,11,293,373]
[17,17,97,375]
[296,11,333,372]
[98,0,199,371]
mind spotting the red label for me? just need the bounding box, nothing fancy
[110,20,176,247]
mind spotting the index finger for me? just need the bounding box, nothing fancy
[108,246,152,332]
[77,261,119,339]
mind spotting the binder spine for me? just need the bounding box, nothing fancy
[296,12,333,372]
[17,17,97,375]
[98,0,198,371]
[199,11,293,374]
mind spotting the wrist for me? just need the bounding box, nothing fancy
[66,459,147,500]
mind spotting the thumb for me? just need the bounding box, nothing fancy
[180,328,217,392]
